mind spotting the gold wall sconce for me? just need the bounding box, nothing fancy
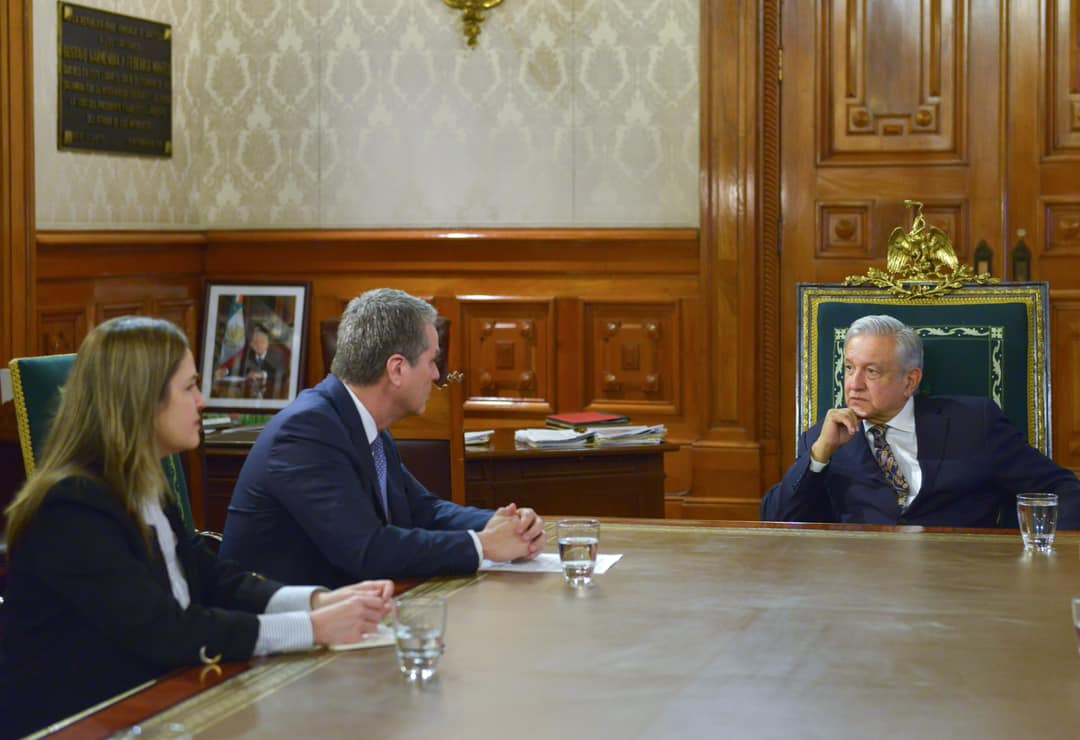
[443,0,504,48]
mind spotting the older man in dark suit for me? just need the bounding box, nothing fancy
[762,315,1080,527]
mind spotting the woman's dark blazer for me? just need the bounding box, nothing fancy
[0,475,281,738]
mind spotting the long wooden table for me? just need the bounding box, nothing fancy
[49,521,1080,738]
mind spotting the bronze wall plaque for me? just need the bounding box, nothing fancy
[57,2,172,157]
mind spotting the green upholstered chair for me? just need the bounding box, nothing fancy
[796,203,1051,460]
[8,353,202,535]
[797,283,1051,457]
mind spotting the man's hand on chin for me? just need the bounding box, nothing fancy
[812,407,861,464]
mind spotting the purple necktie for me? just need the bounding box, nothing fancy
[869,424,910,510]
[370,435,390,521]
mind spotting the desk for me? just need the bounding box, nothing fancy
[53,521,1080,739]
[465,429,675,518]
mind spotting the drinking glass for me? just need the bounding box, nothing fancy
[392,597,446,682]
[557,519,600,587]
[1016,492,1059,553]
[1072,597,1080,655]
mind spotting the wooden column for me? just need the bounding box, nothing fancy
[0,0,35,507]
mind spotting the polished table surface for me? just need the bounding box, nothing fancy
[55,521,1080,739]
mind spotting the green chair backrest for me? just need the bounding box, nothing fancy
[8,353,196,533]
[797,282,1052,458]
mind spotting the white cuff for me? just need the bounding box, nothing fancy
[264,585,322,614]
[253,612,315,656]
[467,530,483,569]
[809,457,829,473]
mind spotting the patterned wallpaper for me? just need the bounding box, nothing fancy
[35,0,203,229]
[36,0,699,229]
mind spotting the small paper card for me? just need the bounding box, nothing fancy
[328,623,396,651]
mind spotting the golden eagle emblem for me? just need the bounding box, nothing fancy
[885,201,959,278]
[844,200,998,299]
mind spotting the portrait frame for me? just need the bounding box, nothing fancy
[199,282,311,411]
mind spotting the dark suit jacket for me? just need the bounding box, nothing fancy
[0,477,280,738]
[237,347,285,380]
[761,395,1080,528]
[219,374,493,586]
[234,345,289,397]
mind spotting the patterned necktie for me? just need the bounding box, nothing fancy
[869,424,910,509]
[370,434,390,521]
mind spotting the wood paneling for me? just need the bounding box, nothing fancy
[460,298,555,414]
[35,233,205,351]
[583,301,680,413]
[0,0,36,474]
[822,0,963,160]
[1047,0,1080,155]
[1052,295,1080,471]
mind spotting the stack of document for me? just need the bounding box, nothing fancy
[589,424,667,446]
[514,428,594,448]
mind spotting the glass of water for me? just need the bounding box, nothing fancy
[1016,492,1059,553]
[392,597,446,682]
[1072,597,1080,655]
[558,519,600,587]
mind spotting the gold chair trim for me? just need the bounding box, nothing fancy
[8,358,37,477]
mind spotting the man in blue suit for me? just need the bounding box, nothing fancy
[220,289,547,586]
[761,315,1080,527]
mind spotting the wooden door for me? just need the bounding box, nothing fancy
[1007,1,1080,475]
[777,0,1070,472]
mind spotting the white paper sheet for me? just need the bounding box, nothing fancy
[479,552,623,574]
[328,623,396,651]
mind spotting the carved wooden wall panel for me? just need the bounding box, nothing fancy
[1045,201,1080,255]
[461,299,556,415]
[96,302,144,324]
[35,234,204,353]
[817,202,873,258]
[37,307,86,354]
[1048,0,1080,155]
[584,302,680,414]
[920,201,968,259]
[822,0,963,160]
[1052,297,1080,470]
[154,298,199,342]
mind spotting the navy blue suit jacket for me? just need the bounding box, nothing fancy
[219,374,493,586]
[761,395,1080,528]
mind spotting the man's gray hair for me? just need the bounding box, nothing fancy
[845,314,924,372]
[331,288,437,386]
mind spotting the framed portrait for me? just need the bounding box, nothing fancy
[200,282,310,411]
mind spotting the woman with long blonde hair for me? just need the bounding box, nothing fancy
[0,317,392,737]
